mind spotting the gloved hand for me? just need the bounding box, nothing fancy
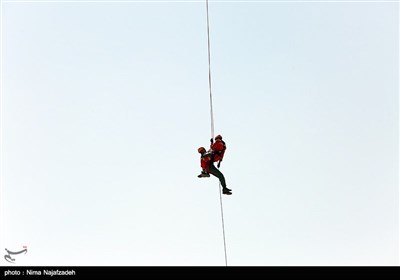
[210,138,214,144]
[217,161,221,168]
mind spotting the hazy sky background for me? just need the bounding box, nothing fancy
[1,0,398,266]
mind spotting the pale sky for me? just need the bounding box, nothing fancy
[0,0,398,266]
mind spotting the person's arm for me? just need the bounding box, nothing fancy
[203,150,214,158]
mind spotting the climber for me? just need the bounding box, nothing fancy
[197,146,232,195]
[210,134,226,168]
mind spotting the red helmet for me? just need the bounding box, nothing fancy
[198,147,206,153]
[215,135,222,140]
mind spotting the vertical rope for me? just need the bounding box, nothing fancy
[218,183,228,266]
[205,0,214,140]
[205,0,228,267]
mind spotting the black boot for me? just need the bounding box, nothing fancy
[222,187,232,195]
[197,171,210,178]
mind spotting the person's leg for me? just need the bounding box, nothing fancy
[209,163,231,192]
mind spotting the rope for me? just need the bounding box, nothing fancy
[218,183,228,266]
[205,0,214,140]
[205,0,228,267]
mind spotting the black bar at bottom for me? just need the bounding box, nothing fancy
[0,266,399,278]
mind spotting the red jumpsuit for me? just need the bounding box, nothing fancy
[200,151,213,172]
[211,139,226,163]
